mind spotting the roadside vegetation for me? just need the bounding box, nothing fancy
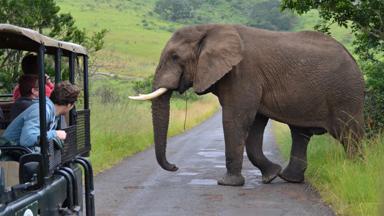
[274,122,384,216]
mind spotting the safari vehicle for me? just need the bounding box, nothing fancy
[0,24,94,216]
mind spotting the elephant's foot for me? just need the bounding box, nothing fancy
[261,163,282,184]
[278,159,306,183]
[217,173,245,186]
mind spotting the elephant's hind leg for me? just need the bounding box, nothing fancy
[246,114,282,184]
[279,126,312,183]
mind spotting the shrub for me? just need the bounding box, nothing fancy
[365,89,384,136]
[154,0,195,22]
[363,61,384,136]
[94,84,120,104]
[247,0,297,31]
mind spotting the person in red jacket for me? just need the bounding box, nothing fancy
[12,54,54,101]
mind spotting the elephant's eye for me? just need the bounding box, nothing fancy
[171,54,179,62]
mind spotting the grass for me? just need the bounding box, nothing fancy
[273,122,384,216]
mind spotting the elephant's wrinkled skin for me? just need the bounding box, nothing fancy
[149,24,364,186]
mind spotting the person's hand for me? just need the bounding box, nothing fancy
[45,74,53,84]
[56,130,67,140]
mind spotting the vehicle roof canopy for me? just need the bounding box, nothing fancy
[0,24,87,56]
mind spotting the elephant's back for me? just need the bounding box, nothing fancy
[237,26,365,129]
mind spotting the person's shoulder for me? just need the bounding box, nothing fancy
[46,97,54,108]
[15,97,33,105]
[22,102,39,117]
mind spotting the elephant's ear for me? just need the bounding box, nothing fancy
[193,25,243,94]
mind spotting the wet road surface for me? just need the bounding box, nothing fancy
[95,112,334,216]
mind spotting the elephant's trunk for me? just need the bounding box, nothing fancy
[152,90,178,171]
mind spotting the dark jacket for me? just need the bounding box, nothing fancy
[10,97,36,121]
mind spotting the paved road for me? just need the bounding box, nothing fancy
[95,112,334,216]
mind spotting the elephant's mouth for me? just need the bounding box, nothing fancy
[177,73,192,94]
[177,85,189,94]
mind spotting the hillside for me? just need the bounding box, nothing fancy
[57,0,353,78]
[57,0,176,77]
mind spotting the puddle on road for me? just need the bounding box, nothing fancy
[243,178,262,189]
[199,148,218,151]
[214,165,226,168]
[245,169,262,176]
[243,151,273,156]
[197,151,225,158]
[188,179,217,186]
[177,172,199,176]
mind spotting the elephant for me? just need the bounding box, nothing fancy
[130,24,365,186]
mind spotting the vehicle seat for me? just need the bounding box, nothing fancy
[0,102,13,130]
[0,146,32,189]
[0,161,19,189]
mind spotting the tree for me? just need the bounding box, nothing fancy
[281,0,383,61]
[154,0,195,22]
[248,0,297,31]
[0,0,107,91]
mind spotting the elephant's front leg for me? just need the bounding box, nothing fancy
[217,107,257,186]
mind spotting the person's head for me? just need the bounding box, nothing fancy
[50,81,80,115]
[18,74,39,99]
[21,54,39,75]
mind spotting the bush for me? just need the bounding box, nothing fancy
[365,89,384,136]
[94,85,120,104]
[247,0,297,31]
[154,0,195,22]
[363,61,384,135]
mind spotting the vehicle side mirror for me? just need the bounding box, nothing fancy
[18,153,43,190]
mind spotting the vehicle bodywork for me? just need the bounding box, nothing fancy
[0,24,94,216]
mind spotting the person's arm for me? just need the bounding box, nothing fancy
[45,81,54,97]
[46,80,54,89]
[19,105,57,147]
[12,85,20,101]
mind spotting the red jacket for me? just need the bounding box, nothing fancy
[12,81,54,101]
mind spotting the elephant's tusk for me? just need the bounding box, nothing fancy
[129,88,168,100]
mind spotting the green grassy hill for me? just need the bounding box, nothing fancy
[57,0,177,77]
